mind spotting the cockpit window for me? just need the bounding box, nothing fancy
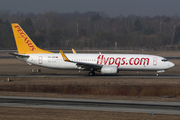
[162,58,168,62]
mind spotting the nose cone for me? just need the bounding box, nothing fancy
[169,62,175,68]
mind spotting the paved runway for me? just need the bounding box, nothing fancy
[0,96,180,114]
[1,74,180,78]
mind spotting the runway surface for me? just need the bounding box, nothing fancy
[1,74,180,78]
[0,96,180,114]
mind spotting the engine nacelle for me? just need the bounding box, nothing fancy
[101,66,118,74]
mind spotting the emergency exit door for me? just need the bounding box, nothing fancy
[153,57,157,66]
[38,56,43,64]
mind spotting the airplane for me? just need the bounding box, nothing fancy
[10,23,175,76]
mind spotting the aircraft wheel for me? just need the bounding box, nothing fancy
[156,73,159,76]
[89,71,95,76]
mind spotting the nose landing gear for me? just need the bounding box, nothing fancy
[155,70,165,76]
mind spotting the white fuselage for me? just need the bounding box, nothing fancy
[17,53,175,71]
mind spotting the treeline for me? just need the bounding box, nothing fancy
[1,10,180,50]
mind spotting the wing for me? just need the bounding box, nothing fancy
[60,50,102,70]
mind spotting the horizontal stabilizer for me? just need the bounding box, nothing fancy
[9,52,29,58]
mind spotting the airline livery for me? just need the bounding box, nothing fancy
[10,23,175,76]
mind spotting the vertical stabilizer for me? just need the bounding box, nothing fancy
[11,23,52,54]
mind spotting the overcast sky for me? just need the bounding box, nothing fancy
[0,0,180,17]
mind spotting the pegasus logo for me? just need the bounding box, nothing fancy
[14,25,36,51]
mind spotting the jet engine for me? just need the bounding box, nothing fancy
[101,66,118,74]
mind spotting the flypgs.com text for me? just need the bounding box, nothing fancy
[97,55,150,67]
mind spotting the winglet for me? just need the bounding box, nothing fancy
[72,48,76,54]
[60,50,70,62]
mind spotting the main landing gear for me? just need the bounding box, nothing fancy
[89,71,95,76]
